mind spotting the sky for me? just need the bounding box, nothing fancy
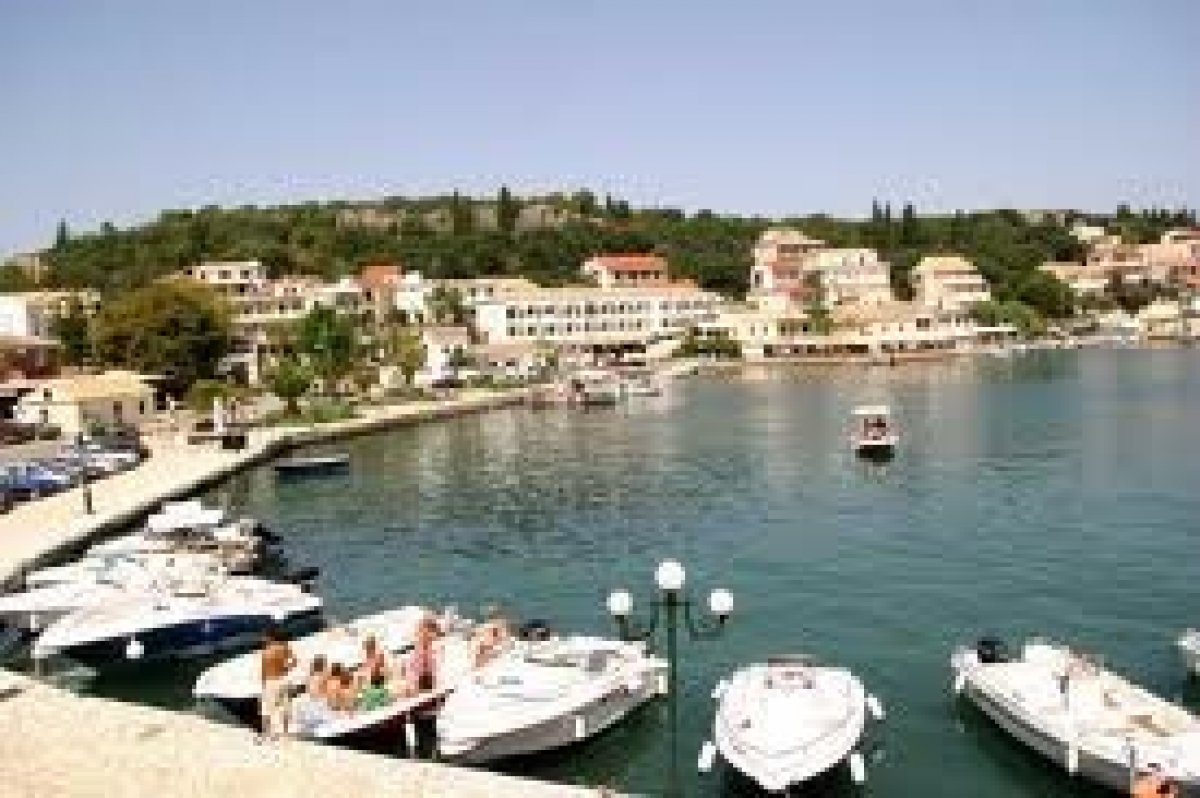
[1,0,1197,255]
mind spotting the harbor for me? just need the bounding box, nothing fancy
[1,349,1193,795]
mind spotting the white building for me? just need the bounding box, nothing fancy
[912,256,991,312]
[581,254,670,289]
[749,229,892,307]
[15,371,156,436]
[810,248,893,307]
[418,326,472,386]
[473,283,722,365]
[1039,261,1108,298]
[0,291,101,339]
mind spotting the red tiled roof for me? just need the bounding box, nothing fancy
[359,263,403,288]
[585,254,668,273]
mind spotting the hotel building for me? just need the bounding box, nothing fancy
[912,255,991,312]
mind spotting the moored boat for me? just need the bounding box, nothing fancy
[437,635,666,763]
[274,453,351,476]
[31,576,322,667]
[703,658,884,792]
[952,637,1200,793]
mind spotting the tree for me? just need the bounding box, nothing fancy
[449,190,473,235]
[54,219,70,250]
[497,185,519,234]
[295,306,357,394]
[49,299,92,365]
[268,356,312,415]
[427,285,467,325]
[385,327,425,386]
[91,281,231,390]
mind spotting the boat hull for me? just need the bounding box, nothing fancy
[440,674,659,764]
[40,608,323,668]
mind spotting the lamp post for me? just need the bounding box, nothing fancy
[75,432,93,515]
[606,560,733,798]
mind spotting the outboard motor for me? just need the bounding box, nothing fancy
[287,566,320,592]
[976,637,1010,664]
[518,619,552,642]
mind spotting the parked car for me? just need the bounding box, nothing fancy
[1,463,74,500]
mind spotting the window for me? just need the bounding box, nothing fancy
[113,401,123,420]
[139,400,146,415]
[43,388,52,401]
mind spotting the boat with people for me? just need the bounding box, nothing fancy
[31,575,322,667]
[274,453,351,477]
[952,637,1200,793]
[437,630,667,764]
[702,657,885,792]
[1177,630,1200,677]
[850,404,898,459]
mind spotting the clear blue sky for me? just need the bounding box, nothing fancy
[2,0,1197,255]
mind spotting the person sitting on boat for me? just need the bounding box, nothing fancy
[326,663,357,713]
[291,655,336,732]
[354,635,389,690]
[259,627,297,741]
[401,615,442,695]
[472,606,511,667]
[1133,765,1178,797]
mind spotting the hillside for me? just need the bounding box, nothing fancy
[5,191,1195,318]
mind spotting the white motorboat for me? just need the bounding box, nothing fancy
[31,576,322,667]
[88,501,272,574]
[1178,630,1200,677]
[704,658,884,792]
[952,637,1200,793]
[194,606,428,718]
[24,550,224,589]
[438,635,666,763]
[3,555,225,632]
[850,404,898,459]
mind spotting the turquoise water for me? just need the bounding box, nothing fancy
[97,350,1200,795]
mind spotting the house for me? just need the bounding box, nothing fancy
[358,263,404,323]
[472,283,722,366]
[1140,229,1200,286]
[749,230,892,307]
[581,254,670,289]
[912,256,991,312]
[0,334,61,380]
[1039,261,1108,298]
[750,229,828,300]
[0,291,101,339]
[14,371,156,436]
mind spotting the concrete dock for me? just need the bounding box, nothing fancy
[0,390,604,797]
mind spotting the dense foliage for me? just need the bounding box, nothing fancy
[90,281,231,390]
[16,193,1196,321]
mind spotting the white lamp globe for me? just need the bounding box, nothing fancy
[607,589,633,618]
[708,588,734,618]
[655,559,686,592]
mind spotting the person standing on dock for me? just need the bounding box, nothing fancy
[259,627,296,741]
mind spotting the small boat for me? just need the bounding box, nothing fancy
[703,658,884,792]
[1178,630,1200,677]
[25,550,224,589]
[952,637,1200,792]
[274,454,351,476]
[850,404,898,459]
[437,635,666,763]
[31,576,323,666]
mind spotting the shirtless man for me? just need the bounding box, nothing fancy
[260,628,296,741]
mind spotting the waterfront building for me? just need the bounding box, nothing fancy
[472,282,722,365]
[0,290,101,339]
[358,263,405,323]
[701,301,1007,360]
[1086,239,1152,285]
[912,255,991,312]
[1140,229,1200,286]
[1039,261,1108,298]
[391,273,539,324]
[14,370,155,435]
[750,229,892,307]
[1136,300,1185,341]
[581,254,670,289]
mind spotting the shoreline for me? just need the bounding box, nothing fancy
[0,386,604,798]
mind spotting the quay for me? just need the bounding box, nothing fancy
[0,388,602,798]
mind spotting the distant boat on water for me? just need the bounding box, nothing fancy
[274,454,351,476]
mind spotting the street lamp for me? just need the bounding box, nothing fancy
[606,560,733,797]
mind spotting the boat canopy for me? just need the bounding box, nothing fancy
[851,404,891,417]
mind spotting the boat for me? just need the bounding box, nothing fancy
[437,635,666,763]
[3,555,224,632]
[274,453,351,476]
[850,405,898,459]
[569,370,625,406]
[951,637,1200,792]
[703,658,885,792]
[194,605,429,721]
[87,500,273,574]
[1178,630,1200,677]
[31,576,323,666]
[625,375,662,397]
[24,550,223,589]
